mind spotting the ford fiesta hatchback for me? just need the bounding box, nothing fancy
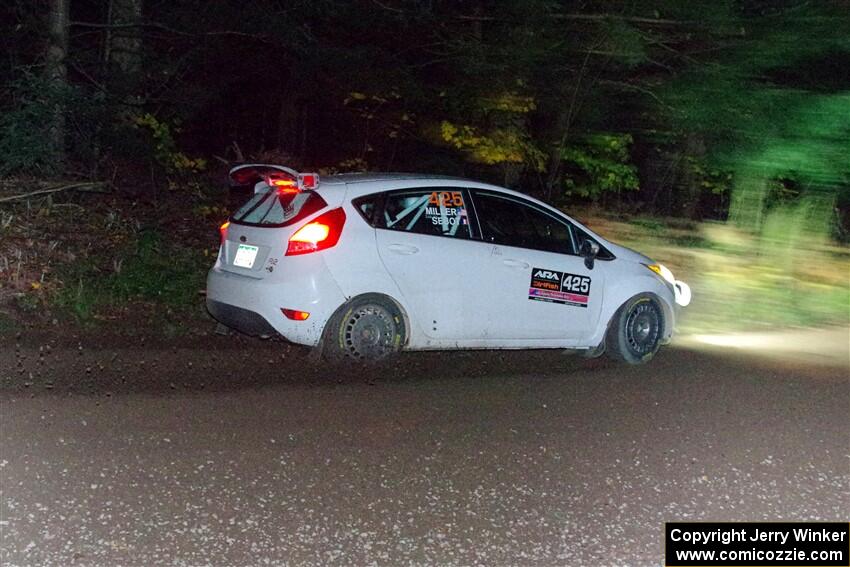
[206,164,691,364]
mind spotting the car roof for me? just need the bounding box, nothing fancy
[319,172,471,185]
[322,172,542,205]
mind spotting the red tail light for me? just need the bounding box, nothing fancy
[286,208,346,256]
[219,221,230,244]
[281,308,310,321]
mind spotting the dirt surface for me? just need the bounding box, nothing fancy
[1,335,848,566]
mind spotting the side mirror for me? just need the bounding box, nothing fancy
[580,240,600,270]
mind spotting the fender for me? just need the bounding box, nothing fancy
[320,202,421,347]
[586,273,676,349]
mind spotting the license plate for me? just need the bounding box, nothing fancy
[233,244,259,268]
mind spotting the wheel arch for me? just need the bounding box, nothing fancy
[323,291,412,348]
[604,291,668,364]
[589,275,676,349]
[609,291,669,335]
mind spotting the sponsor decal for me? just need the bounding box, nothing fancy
[428,191,464,207]
[425,205,467,226]
[529,267,591,308]
[424,191,467,228]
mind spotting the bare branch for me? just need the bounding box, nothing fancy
[370,0,404,14]
[68,20,272,42]
[454,13,694,26]
[0,182,109,204]
[598,79,671,108]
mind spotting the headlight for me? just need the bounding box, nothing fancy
[643,263,676,285]
[643,263,691,307]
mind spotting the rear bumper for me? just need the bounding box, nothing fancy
[205,259,347,347]
[206,299,276,337]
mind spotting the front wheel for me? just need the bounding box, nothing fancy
[322,295,405,361]
[606,295,664,364]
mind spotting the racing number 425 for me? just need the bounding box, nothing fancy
[429,191,464,207]
[563,275,590,294]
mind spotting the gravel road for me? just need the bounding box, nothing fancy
[1,334,848,566]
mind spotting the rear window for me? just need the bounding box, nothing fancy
[231,189,327,227]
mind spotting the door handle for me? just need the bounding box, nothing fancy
[388,243,419,255]
[502,259,530,269]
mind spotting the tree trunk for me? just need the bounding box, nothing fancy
[45,0,71,167]
[107,0,143,95]
[678,133,706,219]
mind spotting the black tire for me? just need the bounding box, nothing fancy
[581,340,606,359]
[605,294,664,364]
[321,295,405,361]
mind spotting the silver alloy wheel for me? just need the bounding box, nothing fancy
[342,304,397,359]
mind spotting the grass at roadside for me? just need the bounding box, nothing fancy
[0,185,222,336]
[581,212,849,334]
[54,229,208,327]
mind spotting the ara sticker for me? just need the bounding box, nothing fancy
[528,268,591,308]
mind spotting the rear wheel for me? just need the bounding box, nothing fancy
[322,295,405,361]
[606,295,664,364]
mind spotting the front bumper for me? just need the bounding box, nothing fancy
[674,279,692,307]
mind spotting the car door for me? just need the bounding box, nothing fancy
[469,190,605,342]
[375,187,491,341]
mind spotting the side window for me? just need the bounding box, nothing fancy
[473,192,576,254]
[352,193,382,226]
[378,189,472,239]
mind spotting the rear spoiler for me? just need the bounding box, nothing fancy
[228,164,319,193]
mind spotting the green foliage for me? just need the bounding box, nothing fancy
[56,229,206,322]
[0,75,60,174]
[663,4,850,233]
[599,18,648,67]
[435,90,546,172]
[342,89,412,146]
[439,120,545,170]
[133,113,207,188]
[3,0,849,231]
[724,93,850,233]
[562,134,640,199]
[687,158,733,196]
[0,74,106,175]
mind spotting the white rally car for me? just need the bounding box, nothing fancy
[206,165,691,364]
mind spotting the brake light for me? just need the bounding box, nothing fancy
[266,172,319,191]
[299,173,319,189]
[281,308,310,321]
[219,221,230,244]
[267,171,297,189]
[286,208,346,256]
